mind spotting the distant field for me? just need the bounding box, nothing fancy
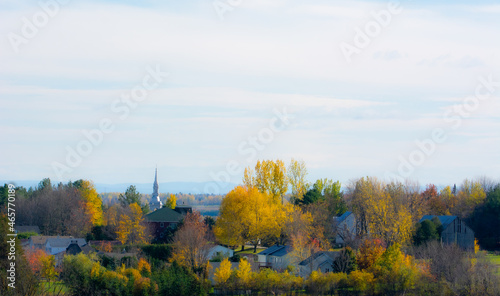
[486,253,500,275]
[192,205,220,216]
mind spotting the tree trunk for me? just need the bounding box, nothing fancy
[241,244,245,251]
[254,244,257,253]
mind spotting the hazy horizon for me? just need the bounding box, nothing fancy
[1,0,499,192]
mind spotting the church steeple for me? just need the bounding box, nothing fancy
[153,167,159,199]
[150,167,163,211]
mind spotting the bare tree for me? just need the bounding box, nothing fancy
[172,211,213,274]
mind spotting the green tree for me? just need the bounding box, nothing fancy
[297,187,322,205]
[119,185,149,214]
[413,219,439,246]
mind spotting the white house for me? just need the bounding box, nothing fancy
[257,245,292,271]
[207,245,234,260]
[28,236,87,255]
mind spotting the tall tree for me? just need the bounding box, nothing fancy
[171,211,212,273]
[347,177,412,246]
[454,179,486,218]
[287,159,308,203]
[215,186,282,252]
[116,203,149,244]
[74,180,103,226]
[247,160,288,204]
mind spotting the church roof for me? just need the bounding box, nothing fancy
[146,207,183,222]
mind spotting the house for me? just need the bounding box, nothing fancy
[207,245,234,260]
[66,240,95,255]
[333,211,356,245]
[257,245,292,271]
[298,251,339,277]
[145,206,184,240]
[27,236,87,255]
[419,215,475,250]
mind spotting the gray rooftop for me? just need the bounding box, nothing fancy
[259,245,291,257]
[334,211,353,224]
[419,215,458,229]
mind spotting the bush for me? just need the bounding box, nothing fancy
[141,244,172,262]
[17,231,38,239]
[153,261,208,296]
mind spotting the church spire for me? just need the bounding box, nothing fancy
[153,167,159,198]
[150,167,162,211]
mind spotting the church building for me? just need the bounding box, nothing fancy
[149,168,163,211]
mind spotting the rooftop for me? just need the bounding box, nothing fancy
[419,215,458,229]
[146,206,184,222]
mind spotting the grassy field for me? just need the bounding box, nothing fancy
[39,280,69,295]
[192,205,220,216]
[486,253,500,275]
[234,245,265,254]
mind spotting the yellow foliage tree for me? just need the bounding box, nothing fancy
[116,203,149,244]
[455,179,486,218]
[288,159,308,203]
[214,258,232,287]
[236,258,252,288]
[77,180,103,226]
[246,159,288,204]
[165,194,177,209]
[347,177,413,246]
[215,186,282,252]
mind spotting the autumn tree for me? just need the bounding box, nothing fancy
[440,185,457,214]
[346,177,413,246]
[73,180,103,226]
[236,258,252,289]
[287,159,308,203]
[214,258,232,288]
[165,194,177,209]
[171,211,212,273]
[245,159,288,204]
[454,179,486,218]
[288,232,321,268]
[425,184,449,215]
[116,203,149,244]
[16,182,91,237]
[356,238,386,270]
[118,185,149,213]
[0,215,39,295]
[215,186,282,252]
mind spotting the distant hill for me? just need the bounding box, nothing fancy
[1,180,237,195]
[95,182,237,195]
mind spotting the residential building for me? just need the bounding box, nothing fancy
[419,215,475,250]
[333,211,356,245]
[298,251,339,277]
[145,206,184,240]
[207,245,234,260]
[257,245,292,271]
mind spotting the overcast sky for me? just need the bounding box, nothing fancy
[1,0,499,192]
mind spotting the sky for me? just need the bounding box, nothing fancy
[0,0,499,193]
